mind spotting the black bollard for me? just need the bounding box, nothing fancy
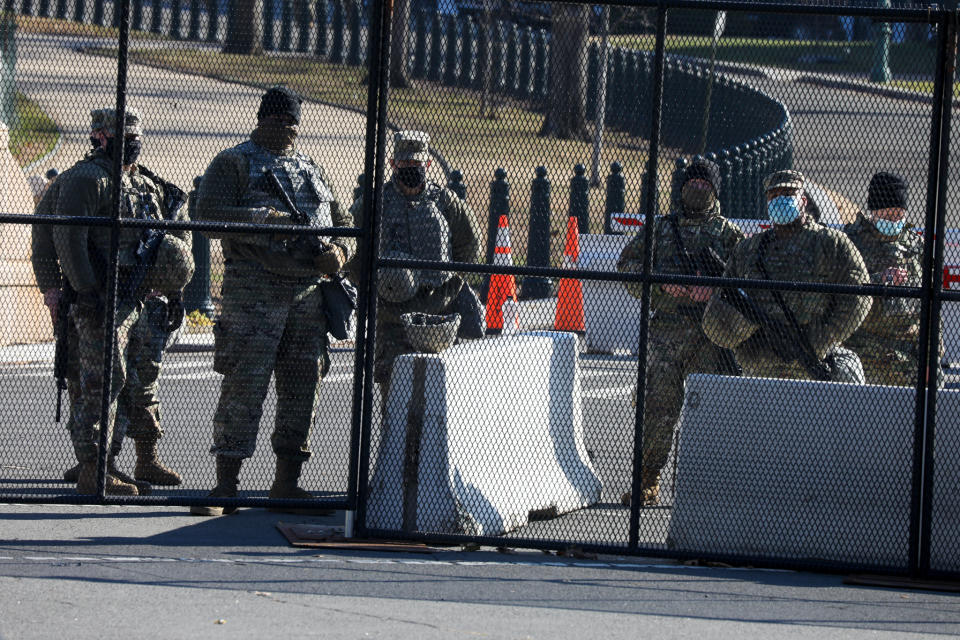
[447,170,466,201]
[330,0,344,63]
[603,162,625,234]
[279,0,293,51]
[521,166,552,300]
[169,0,182,38]
[443,14,457,86]
[315,0,328,55]
[428,11,442,82]
[346,0,361,66]
[569,164,590,235]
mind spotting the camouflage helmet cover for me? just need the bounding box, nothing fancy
[90,107,144,136]
[392,130,430,162]
[402,312,461,354]
[142,235,195,296]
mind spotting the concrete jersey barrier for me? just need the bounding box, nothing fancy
[665,374,960,569]
[366,331,602,536]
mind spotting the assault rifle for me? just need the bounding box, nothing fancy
[53,281,76,422]
[263,168,331,253]
[719,286,833,381]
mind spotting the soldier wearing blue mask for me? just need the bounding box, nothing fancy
[702,169,871,383]
[843,172,941,386]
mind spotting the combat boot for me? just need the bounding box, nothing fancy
[133,439,182,486]
[63,462,81,483]
[268,458,334,515]
[620,469,661,507]
[190,456,242,516]
[108,456,152,495]
[76,461,138,496]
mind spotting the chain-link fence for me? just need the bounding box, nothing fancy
[0,0,957,578]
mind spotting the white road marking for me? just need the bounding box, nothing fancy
[583,385,634,399]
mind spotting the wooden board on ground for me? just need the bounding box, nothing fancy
[276,522,434,553]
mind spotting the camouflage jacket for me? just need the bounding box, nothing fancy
[51,151,181,295]
[616,203,744,319]
[843,213,923,337]
[194,135,354,280]
[346,179,481,281]
[703,216,871,359]
[31,178,62,293]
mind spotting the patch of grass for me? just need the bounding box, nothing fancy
[607,34,942,79]
[891,78,960,97]
[94,46,667,262]
[15,14,168,40]
[9,92,58,167]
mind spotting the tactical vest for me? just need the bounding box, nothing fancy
[237,141,334,242]
[379,181,453,290]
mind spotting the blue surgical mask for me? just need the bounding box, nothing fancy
[767,195,802,225]
[873,216,905,237]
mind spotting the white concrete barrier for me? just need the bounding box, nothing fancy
[580,234,642,354]
[366,331,602,536]
[666,374,960,568]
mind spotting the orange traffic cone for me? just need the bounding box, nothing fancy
[485,215,518,333]
[554,216,584,332]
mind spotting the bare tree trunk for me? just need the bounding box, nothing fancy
[223,0,263,54]
[539,3,590,140]
[589,7,609,187]
[390,0,411,88]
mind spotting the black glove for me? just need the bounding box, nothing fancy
[164,295,185,333]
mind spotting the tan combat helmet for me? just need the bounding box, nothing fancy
[392,130,430,162]
[401,312,460,353]
[90,107,144,136]
[141,235,195,297]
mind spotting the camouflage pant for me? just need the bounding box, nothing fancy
[115,296,172,445]
[373,276,462,385]
[211,260,330,461]
[846,331,943,388]
[66,300,140,463]
[643,315,738,477]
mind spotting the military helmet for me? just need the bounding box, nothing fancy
[402,312,461,354]
[90,107,143,136]
[763,169,804,193]
[141,235,195,296]
[392,130,430,163]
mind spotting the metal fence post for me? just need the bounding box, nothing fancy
[603,161,625,234]
[443,14,457,86]
[170,0,182,38]
[347,0,361,65]
[459,15,473,88]
[55,0,67,19]
[428,11,442,81]
[279,0,293,50]
[505,21,517,95]
[315,0,329,56]
[330,0,344,63]
[296,0,311,52]
[412,9,427,78]
[517,25,531,100]
[188,0,201,39]
[93,0,104,24]
[521,166,552,299]
[150,0,162,32]
[473,16,487,90]
[629,1,667,551]
[205,0,218,41]
[586,42,599,122]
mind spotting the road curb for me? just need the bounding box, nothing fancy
[796,73,960,108]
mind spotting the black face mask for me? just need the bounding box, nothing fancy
[256,119,298,151]
[394,165,426,190]
[105,136,142,165]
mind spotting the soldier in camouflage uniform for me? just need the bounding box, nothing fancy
[616,158,744,507]
[191,87,355,516]
[51,107,192,495]
[347,130,481,396]
[703,170,871,382]
[843,172,941,386]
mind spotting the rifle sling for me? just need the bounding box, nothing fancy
[755,232,830,376]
